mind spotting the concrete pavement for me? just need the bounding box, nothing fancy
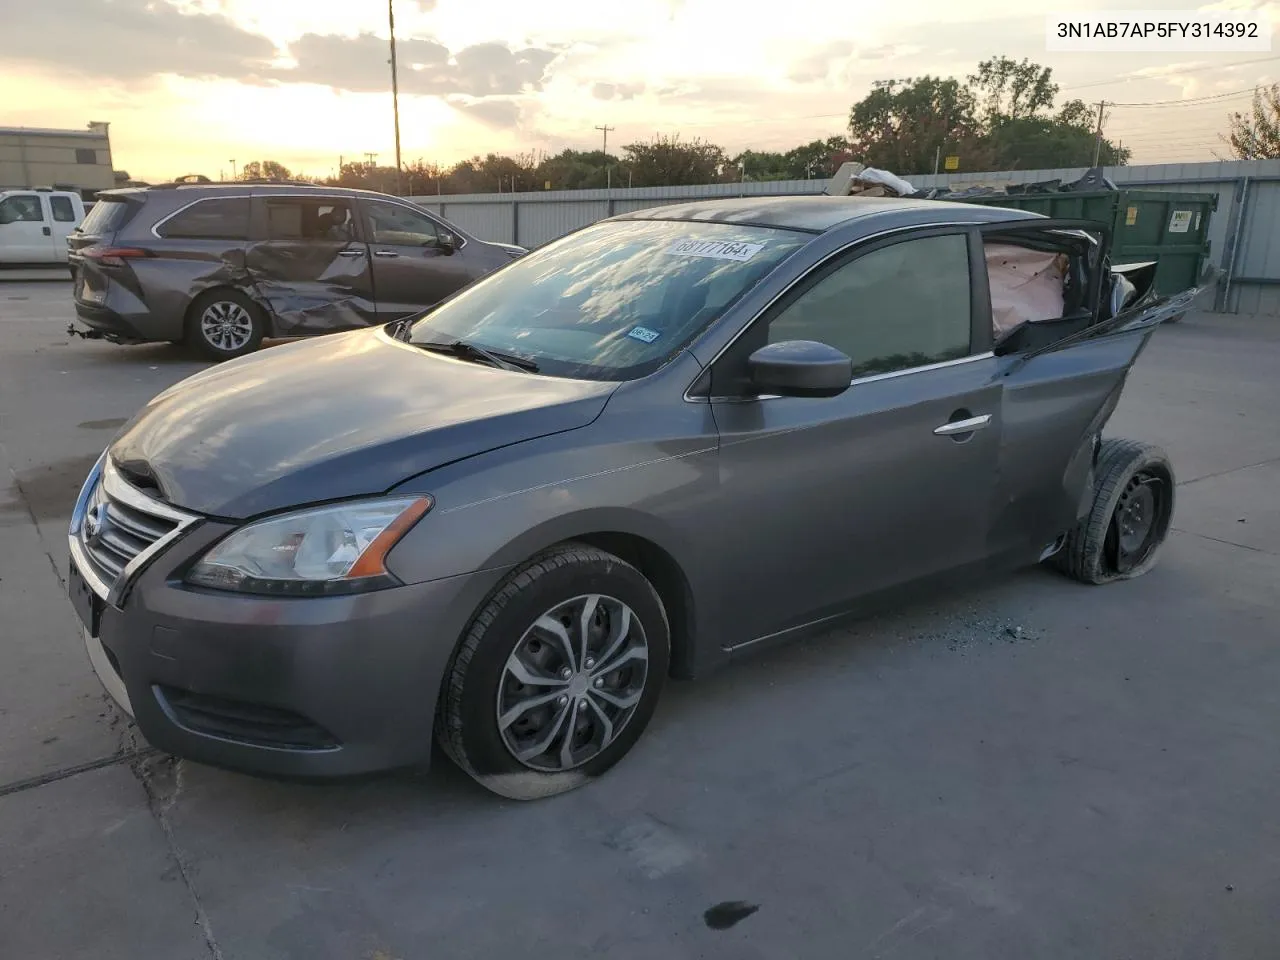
[2,280,1277,959]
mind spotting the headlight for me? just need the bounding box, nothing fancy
[186,496,431,596]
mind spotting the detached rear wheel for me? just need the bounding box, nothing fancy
[438,544,669,800]
[1054,438,1175,584]
[187,289,264,361]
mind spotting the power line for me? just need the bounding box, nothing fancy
[1109,86,1259,108]
[1060,55,1280,92]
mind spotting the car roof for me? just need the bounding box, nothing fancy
[613,195,1042,234]
[97,182,402,201]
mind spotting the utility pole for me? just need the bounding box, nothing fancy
[364,152,377,167]
[387,0,403,194]
[1092,101,1108,166]
[934,145,941,175]
[595,124,614,189]
[230,159,237,180]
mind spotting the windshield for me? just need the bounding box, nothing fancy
[407,219,809,380]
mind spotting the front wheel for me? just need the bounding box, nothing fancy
[1053,438,1175,584]
[437,544,669,800]
[186,289,265,361]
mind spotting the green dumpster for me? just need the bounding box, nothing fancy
[954,189,1217,299]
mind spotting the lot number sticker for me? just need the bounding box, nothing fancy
[667,239,765,261]
[1169,210,1194,234]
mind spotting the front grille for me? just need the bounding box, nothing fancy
[155,685,341,751]
[71,457,197,602]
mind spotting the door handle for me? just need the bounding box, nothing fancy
[933,414,992,436]
[373,250,399,258]
[42,226,51,236]
[336,249,364,257]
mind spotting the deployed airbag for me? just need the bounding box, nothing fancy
[985,243,1067,338]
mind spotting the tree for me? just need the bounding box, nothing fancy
[621,134,730,186]
[968,56,1058,124]
[1224,84,1280,159]
[238,159,292,181]
[534,149,617,190]
[845,58,1128,174]
[847,76,990,174]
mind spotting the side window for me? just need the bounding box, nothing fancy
[365,201,439,246]
[75,148,98,165]
[50,196,77,222]
[264,198,354,241]
[157,197,251,240]
[768,233,972,378]
[0,195,45,223]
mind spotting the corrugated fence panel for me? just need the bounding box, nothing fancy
[518,200,610,247]
[409,161,1280,313]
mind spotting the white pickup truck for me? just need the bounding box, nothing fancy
[0,189,86,267]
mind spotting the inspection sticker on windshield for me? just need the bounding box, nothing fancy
[667,239,765,262]
[627,326,662,344]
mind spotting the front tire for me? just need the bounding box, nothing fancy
[186,289,265,361]
[1054,438,1175,584]
[437,544,669,800]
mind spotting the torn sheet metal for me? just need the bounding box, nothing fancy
[243,240,377,336]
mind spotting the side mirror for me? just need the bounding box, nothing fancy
[435,230,457,254]
[746,340,852,398]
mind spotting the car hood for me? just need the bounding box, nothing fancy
[109,329,616,519]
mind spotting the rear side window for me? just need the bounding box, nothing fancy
[50,196,77,222]
[78,198,138,236]
[157,197,251,241]
[263,198,355,241]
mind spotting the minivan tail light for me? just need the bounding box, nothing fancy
[82,246,151,267]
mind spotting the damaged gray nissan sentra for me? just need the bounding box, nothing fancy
[68,195,1212,799]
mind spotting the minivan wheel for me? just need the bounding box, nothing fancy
[437,544,669,800]
[1053,438,1175,584]
[187,289,265,361]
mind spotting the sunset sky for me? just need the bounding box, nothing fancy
[3,0,1278,182]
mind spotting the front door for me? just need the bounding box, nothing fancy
[706,229,1003,644]
[245,195,378,335]
[359,198,477,320]
[0,193,56,264]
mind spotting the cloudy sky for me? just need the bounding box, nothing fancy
[2,0,1278,181]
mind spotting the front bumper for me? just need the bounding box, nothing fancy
[77,523,508,779]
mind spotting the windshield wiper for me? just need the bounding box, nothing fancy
[413,338,539,373]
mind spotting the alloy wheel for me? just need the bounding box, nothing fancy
[199,301,254,352]
[496,594,649,772]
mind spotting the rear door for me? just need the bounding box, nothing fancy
[245,195,378,335]
[977,219,1145,562]
[0,193,57,263]
[358,197,477,320]
[47,195,81,262]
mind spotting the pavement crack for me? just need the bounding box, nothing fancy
[0,747,160,799]
[1171,527,1276,556]
[1179,454,1280,488]
[134,755,224,960]
[0,438,66,589]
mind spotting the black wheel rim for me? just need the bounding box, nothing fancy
[1108,471,1167,574]
[495,594,649,772]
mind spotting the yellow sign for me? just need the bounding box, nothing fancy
[944,155,960,171]
[1125,205,1138,226]
[545,180,552,190]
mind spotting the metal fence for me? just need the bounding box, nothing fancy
[410,159,1280,315]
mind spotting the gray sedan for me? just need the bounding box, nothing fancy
[67,196,1204,799]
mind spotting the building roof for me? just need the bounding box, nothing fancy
[0,126,109,140]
